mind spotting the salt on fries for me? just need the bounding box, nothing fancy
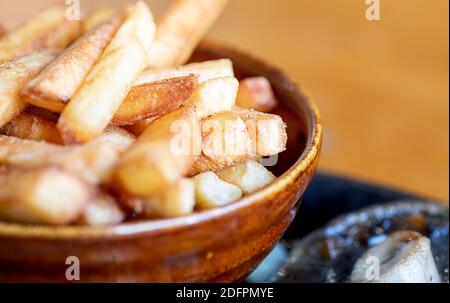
[0,0,288,225]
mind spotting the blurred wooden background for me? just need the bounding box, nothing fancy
[1,0,448,201]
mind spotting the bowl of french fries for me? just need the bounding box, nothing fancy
[0,0,321,282]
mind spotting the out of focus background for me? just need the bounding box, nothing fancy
[1,0,448,201]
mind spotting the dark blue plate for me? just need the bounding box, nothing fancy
[248,172,449,283]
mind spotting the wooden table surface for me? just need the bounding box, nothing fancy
[1,0,448,202]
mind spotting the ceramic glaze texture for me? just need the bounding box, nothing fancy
[0,41,322,282]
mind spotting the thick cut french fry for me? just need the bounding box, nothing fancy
[236,77,278,112]
[142,178,196,218]
[0,113,63,144]
[77,191,125,226]
[199,111,252,169]
[189,109,287,175]
[233,108,287,156]
[147,0,230,68]
[0,129,134,184]
[187,77,238,119]
[112,75,198,126]
[21,13,124,113]
[193,171,242,209]
[83,7,118,33]
[0,50,58,128]
[113,107,199,197]
[135,59,234,85]
[217,160,275,194]
[0,6,82,63]
[58,1,156,144]
[0,166,91,225]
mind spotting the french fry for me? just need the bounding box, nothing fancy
[77,191,125,226]
[113,77,237,197]
[236,77,278,112]
[187,77,238,118]
[217,160,275,194]
[0,50,58,128]
[58,1,156,144]
[113,106,199,197]
[199,111,252,169]
[0,166,91,225]
[189,109,287,175]
[147,0,230,68]
[0,129,134,184]
[112,75,198,126]
[21,13,124,113]
[135,59,234,85]
[124,117,159,136]
[98,126,136,152]
[83,7,118,33]
[142,178,196,218]
[233,108,287,156]
[0,6,82,63]
[0,113,63,144]
[193,171,242,209]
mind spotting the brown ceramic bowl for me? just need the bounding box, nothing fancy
[0,40,322,282]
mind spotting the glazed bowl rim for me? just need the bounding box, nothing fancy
[0,40,323,240]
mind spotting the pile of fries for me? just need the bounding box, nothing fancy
[0,0,287,226]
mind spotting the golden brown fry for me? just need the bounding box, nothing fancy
[21,13,124,113]
[135,59,234,85]
[58,1,156,144]
[0,50,58,128]
[123,69,236,135]
[83,7,118,33]
[236,77,278,112]
[112,75,198,126]
[113,77,237,197]
[0,166,91,225]
[0,113,63,144]
[113,106,199,197]
[147,0,230,68]
[77,191,125,226]
[0,6,82,63]
[0,129,134,184]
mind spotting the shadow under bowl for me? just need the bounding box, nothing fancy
[0,40,322,282]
